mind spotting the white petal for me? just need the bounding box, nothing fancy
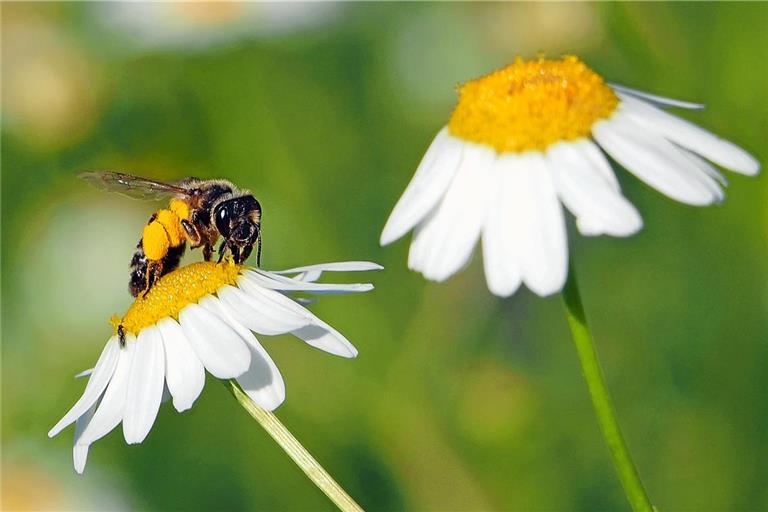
[481,161,521,297]
[294,270,322,283]
[243,270,374,295]
[78,337,136,446]
[500,152,568,296]
[199,296,286,411]
[48,337,120,438]
[157,318,205,413]
[75,368,93,379]
[407,141,494,282]
[217,285,308,335]
[593,113,724,206]
[73,399,99,474]
[547,139,643,237]
[609,83,705,110]
[618,94,760,176]
[292,319,358,358]
[123,327,165,444]
[179,303,251,378]
[236,278,358,357]
[271,261,383,274]
[381,127,464,245]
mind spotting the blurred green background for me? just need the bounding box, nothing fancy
[2,2,767,511]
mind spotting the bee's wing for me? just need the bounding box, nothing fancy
[78,171,192,200]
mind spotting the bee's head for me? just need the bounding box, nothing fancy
[214,196,261,263]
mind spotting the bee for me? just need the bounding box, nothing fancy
[80,171,262,297]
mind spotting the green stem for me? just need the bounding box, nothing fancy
[225,380,364,512]
[561,262,654,512]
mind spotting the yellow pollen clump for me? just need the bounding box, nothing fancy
[113,261,242,336]
[447,56,618,153]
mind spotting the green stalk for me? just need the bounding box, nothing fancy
[225,380,364,512]
[561,262,654,512]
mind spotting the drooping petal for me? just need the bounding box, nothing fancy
[608,83,705,110]
[73,399,99,474]
[157,317,205,413]
[217,285,308,335]
[242,270,374,295]
[381,127,464,245]
[78,336,136,446]
[199,296,286,411]
[618,94,760,176]
[593,113,724,206]
[179,303,251,379]
[547,139,643,237]
[123,327,165,444]
[407,141,494,282]
[481,160,521,297]
[499,152,568,296]
[292,320,358,358]
[235,278,358,357]
[48,337,120,438]
[271,261,383,275]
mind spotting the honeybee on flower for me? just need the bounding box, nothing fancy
[49,259,380,473]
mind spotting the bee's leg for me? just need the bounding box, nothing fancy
[118,324,126,348]
[203,243,213,262]
[217,240,229,263]
[240,245,252,264]
[143,260,163,297]
[181,219,202,246]
[256,234,262,267]
[230,245,241,264]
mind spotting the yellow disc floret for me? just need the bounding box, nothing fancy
[114,261,242,336]
[447,56,618,153]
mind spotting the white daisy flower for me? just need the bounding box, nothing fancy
[381,56,760,297]
[48,260,380,474]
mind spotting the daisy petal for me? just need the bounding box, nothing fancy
[199,296,286,411]
[482,161,521,297]
[235,278,358,357]
[75,368,94,379]
[48,337,120,438]
[73,400,99,474]
[123,327,165,444]
[292,319,358,358]
[593,113,724,206]
[179,303,251,379]
[78,337,136,446]
[157,317,205,413]
[243,270,373,295]
[618,94,759,176]
[381,127,464,245]
[271,261,383,274]
[503,152,568,296]
[217,285,308,335]
[548,139,643,237]
[408,142,494,282]
[608,83,705,110]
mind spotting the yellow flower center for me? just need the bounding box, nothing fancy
[114,261,242,336]
[447,56,618,153]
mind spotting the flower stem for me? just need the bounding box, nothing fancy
[225,380,364,512]
[561,262,653,512]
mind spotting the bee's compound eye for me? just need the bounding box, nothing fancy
[214,203,233,235]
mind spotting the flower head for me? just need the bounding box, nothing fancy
[49,260,380,473]
[381,56,760,297]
